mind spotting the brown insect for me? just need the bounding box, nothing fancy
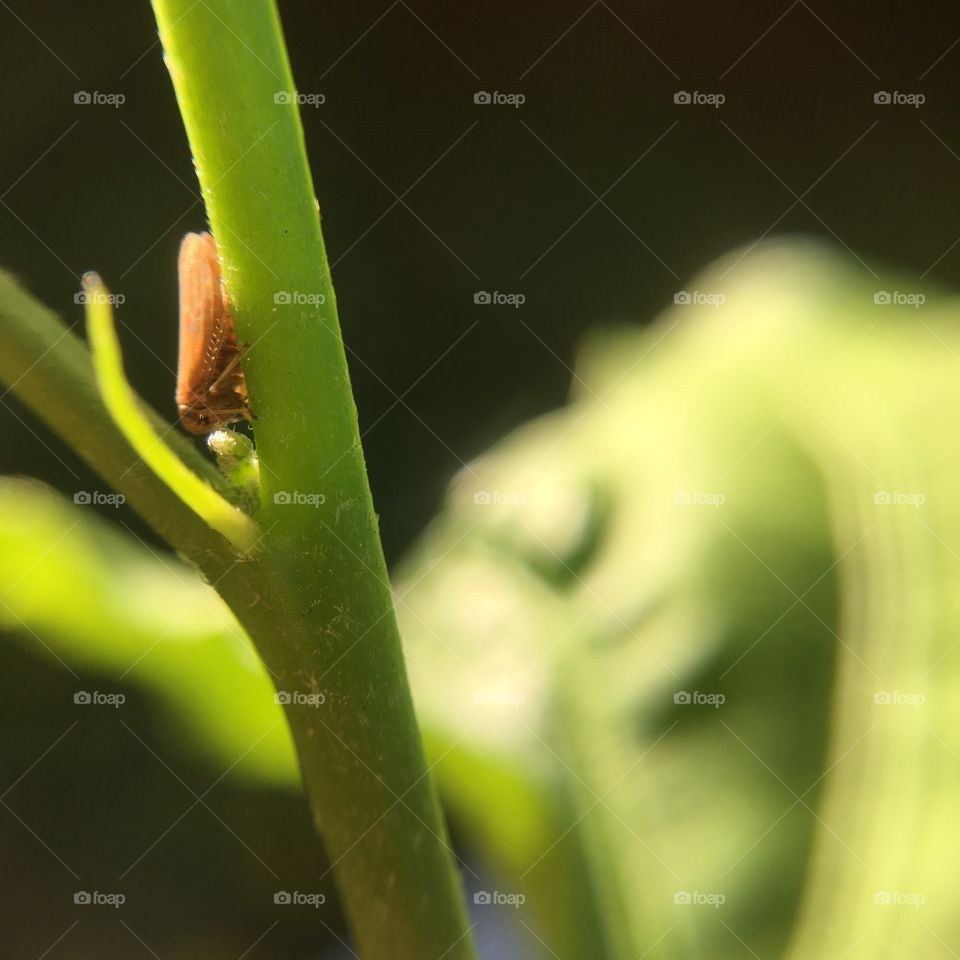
[176,231,252,434]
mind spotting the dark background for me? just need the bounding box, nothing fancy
[4,0,960,559]
[3,2,960,957]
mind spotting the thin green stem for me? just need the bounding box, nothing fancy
[83,272,260,553]
[0,271,237,568]
[150,2,478,957]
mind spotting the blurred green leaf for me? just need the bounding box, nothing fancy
[6,239,960,958]
[396,241,960,958]
[0,477,297,788]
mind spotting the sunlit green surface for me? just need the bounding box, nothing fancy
[4,241,960,957]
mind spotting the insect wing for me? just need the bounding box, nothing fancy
[176,231,222,411]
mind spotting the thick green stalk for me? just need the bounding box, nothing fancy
[0,267,472,954]
[151,2,477,958]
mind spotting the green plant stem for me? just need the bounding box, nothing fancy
[0,272,237,568]
[151,2,478,957]
[0,232,475,960]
